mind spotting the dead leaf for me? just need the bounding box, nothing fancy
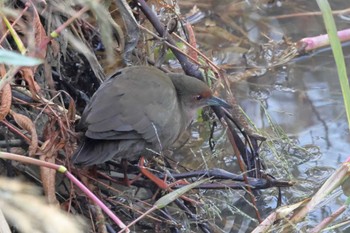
[67,98,76,122]
[38,119,65,205]
[0,65,11,120]
[10,110,38,157]
[19,67,41,99]
[15,3,48,99]
[40,155,59,206]
[0,83,12,121]
[28,3,48,61]
[185,23,198,61]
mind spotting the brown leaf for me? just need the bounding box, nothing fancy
[185,23,198,61]
[67,98,76,122]
[28,2,48,62]
[40,135,64,156]
[0,64,6,77]
[16,3,48,99]
[40,119,66,157]
[19,67,41,98]
[39,119,61,205]
[50,39,60,57]
[0,83,12,121]
[40,155,59,206]
[0,64,11,120]
[10,110,38,157]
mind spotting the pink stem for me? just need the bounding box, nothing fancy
[300,28,350,51]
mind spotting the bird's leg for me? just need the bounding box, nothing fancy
[121,158,142,186]
[139,156,200,205]
[138,156,168,189]
[138,156,191,189]
[121,158,131,186]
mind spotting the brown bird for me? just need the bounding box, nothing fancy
[72,66,230,166]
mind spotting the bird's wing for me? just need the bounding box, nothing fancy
[81,67,181,146]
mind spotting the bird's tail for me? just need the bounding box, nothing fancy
[71,137,119,166]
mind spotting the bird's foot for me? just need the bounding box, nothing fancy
[138,156,200,205]
[138,156,169,189]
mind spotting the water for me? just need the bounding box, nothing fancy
[177,0,350,232]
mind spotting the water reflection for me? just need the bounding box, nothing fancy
[178,0,350,232]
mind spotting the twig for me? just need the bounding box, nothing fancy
[0,152,130,232]
[299,28,350,52]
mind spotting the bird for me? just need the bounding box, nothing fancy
[72,66,230,166]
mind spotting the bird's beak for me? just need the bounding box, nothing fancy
[206,96,231,109]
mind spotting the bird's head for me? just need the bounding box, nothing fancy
[168,73,230,120]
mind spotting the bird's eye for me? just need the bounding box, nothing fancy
[195,95,203,101]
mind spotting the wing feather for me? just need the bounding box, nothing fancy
[80,66,181,147]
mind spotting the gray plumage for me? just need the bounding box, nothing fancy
[72,66,229,166]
